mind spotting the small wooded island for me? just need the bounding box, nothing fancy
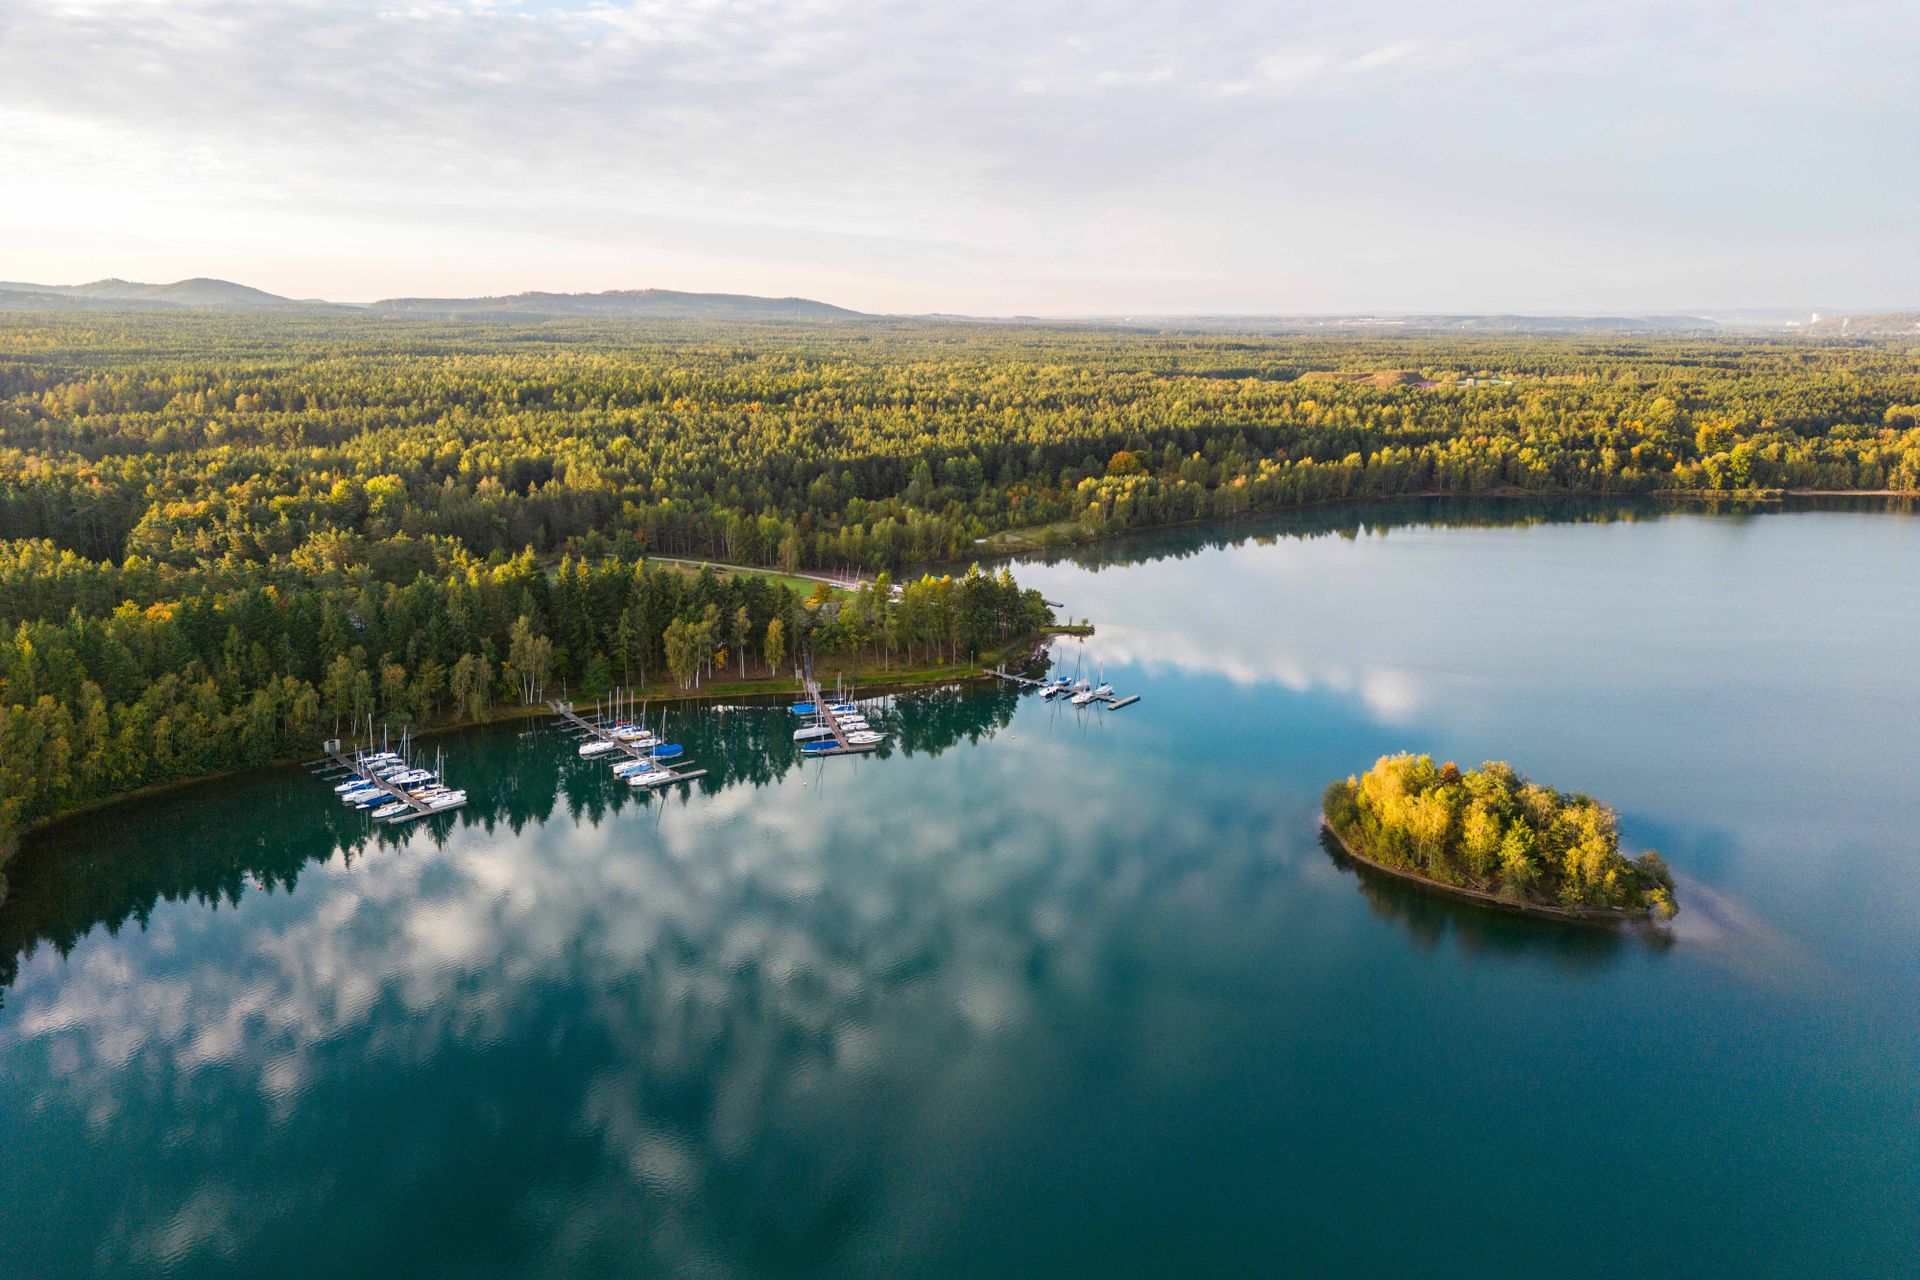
[1323,754,1677,921]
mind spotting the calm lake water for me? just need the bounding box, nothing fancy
[2,500,1916,1279]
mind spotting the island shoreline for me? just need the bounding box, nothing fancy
[1320,819,1659,927]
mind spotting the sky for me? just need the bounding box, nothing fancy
[0,0,1915,315]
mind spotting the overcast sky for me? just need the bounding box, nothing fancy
[1,0,1915,314]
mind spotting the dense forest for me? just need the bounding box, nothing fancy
[1,311,1914,898]
[0,548,1048,901]
[1324,754,1677,917]
[4,316,1918,571]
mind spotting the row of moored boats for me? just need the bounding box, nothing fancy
[327,749,467,819]
[1038,664,1115,707]
[791,699,886,753]
[575,716,696,788]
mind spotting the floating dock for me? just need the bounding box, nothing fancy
[547,699,708,787]
[987,668,1140,709]
[794,677,879,756]
[317,743,466,822]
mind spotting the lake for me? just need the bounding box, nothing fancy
[2,499,1916,1278]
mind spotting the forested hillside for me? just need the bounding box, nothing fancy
[0,313,1916,892]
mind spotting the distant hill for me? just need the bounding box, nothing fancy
[0,278,1908,332]
[0,276,309,310]
[366,288,865,320]
[0,277,349,314]
[0,279,862,320]
[0,288,162,313]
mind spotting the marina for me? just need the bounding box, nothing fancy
[790,676,886,756]
[548,696,710,789]
[310,732,468,822]
[309,653,1122,821]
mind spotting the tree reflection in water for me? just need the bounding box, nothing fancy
[0,680,1025,1004]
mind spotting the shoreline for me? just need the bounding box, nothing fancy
[9,480,1911,869]
[1651,487,1920,501]
[9,633,1073,847]
[1784,488,1920,497]
[964,487,1547,561]
[1320,819,1658,927]
[951,486,1916,568]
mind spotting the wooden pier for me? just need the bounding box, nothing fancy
[795,677,878,756]
[547,700,708,786]
[320,745,464,822]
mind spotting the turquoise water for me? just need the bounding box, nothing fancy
[2,501,1916,1278]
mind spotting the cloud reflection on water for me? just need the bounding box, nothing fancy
[4,500,1917,1277]
[2,694,1334,1274]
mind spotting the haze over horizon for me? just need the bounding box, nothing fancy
[3,0,1916,316]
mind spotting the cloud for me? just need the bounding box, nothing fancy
[0,0,1915,309]
[1212,39,1427,97]
[1341,40,1418,73]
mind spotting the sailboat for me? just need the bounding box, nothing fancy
[624,738,680,788]
[626,710,689,787]
[1068,648,1095,704]
[793,701,836,740]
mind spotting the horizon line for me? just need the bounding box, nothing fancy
[1,273,1913,320]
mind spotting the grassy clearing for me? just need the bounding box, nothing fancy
[654,560,857,599]
[975,520,1081,553]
